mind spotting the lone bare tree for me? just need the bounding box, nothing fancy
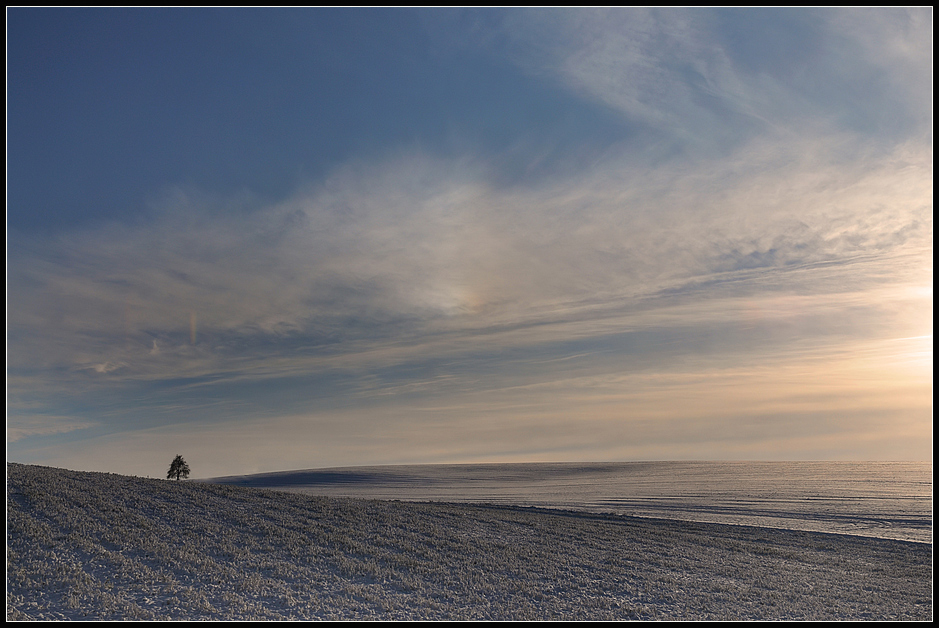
[167,454,190,481]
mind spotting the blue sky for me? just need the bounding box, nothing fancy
[7,8,932,478]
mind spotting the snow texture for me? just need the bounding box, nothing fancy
[6,463,932,621]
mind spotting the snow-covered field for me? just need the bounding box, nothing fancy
[7,463,932,620]
[208,461,933,543]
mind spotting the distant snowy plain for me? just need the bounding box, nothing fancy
[209,461,933,544]
[7,463,932,620]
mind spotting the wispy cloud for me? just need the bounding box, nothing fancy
[9,134,928,388]
[7,410,100,443]
[470,8,932,148]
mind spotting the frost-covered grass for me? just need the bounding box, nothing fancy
[7,463,932,621]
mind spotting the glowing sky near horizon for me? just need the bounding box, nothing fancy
[7,8,932,478]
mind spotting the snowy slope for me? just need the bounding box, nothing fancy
[6,463,932,620]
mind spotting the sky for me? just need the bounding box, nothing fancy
[7,8,933,479]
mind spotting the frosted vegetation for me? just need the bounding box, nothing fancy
[7,463,932,621]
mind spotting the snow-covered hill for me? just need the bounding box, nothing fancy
[6,463,932,620]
